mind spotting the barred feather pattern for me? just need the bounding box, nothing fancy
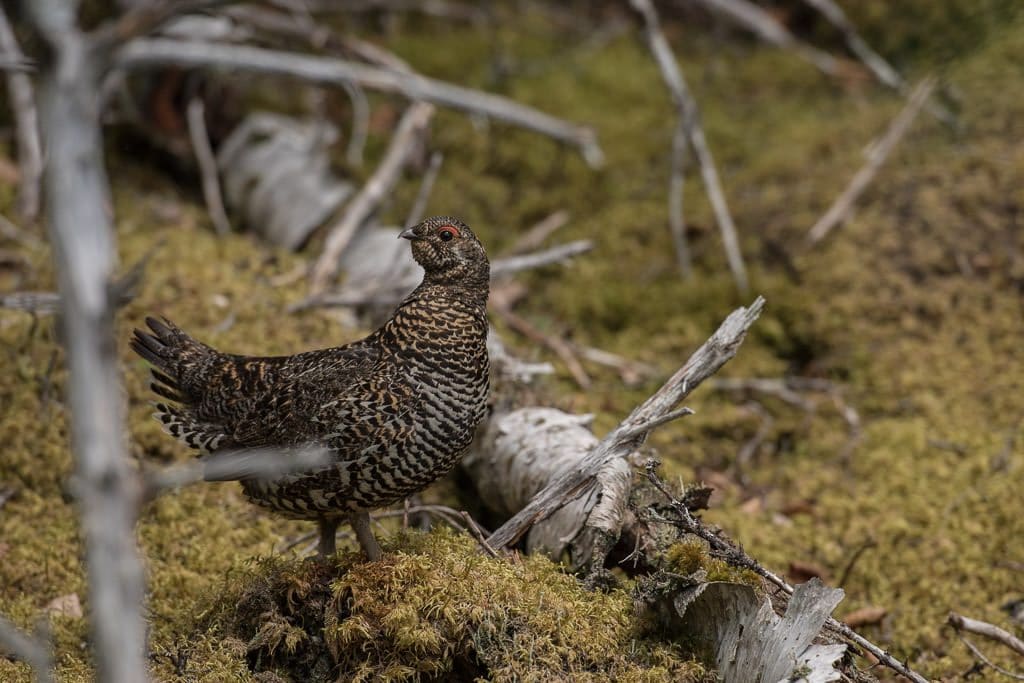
[132,216,490,520]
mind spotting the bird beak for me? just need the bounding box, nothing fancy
[398,226,420,241]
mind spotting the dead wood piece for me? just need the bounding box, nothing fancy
[186,98,231,236]
[630,0,749,294]
[0,7,42,222]
[114,38,604,167]
[465,408,631,568]
[487,327,554,383]
[404,150,444,227]
[643,461,929,683]
[485,296,765,551]
[807,77,936,245]
[217,112,353,250]
[310,101,434,294]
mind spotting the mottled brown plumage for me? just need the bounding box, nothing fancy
[131,216,490,559]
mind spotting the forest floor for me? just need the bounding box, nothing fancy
[1,3,1022,681]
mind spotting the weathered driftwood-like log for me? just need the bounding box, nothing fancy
[464,408,631,569]
[484,297,766,550]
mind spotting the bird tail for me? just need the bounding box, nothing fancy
[131,317,232,454]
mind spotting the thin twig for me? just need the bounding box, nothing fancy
[631,0,748,294]
[0,615,53,683]
[490,240,593,278]
[185,98,231,236]
[493,305,591,389]
[310,101,434,294]
[807,77,936,245]
[404,150,444,227]
[644,460,930,683]
[668,119,691,277]
[114,38,603,166]
[504,210,570,256]
[91,0,235,48]
[616,406,695,442]
[460,511,500,558]
[340,80,369,167]
[949,613,1024,658]
[955,634,1024,681]
[0,6,42,222]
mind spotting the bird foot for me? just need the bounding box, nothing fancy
[349,511,382,561]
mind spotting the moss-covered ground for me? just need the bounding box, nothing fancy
[2,2,1023,680]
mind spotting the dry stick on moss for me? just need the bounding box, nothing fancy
[113,38,604,167]
[953,635,1024,681]
[688,0,840,77]
[630,0,749,295]
[949,613,1024,658]
[309,101,434,294]
[668,119,692,277]
[0,7,42,223]
[489,240,593,278]
[493,305,592,389]
[504,210,571,256]
[23,1,149,681]
[643,461,930,683]
[486,296,766,550]
[0,616,53,683]
[404,150,444,227]
[807,77,936,246]
[185,98,231,236]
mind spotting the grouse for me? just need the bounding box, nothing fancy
[131,216,490,560]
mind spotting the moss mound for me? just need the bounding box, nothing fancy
[175,530,711,682]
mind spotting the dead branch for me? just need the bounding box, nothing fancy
[504,210,570,256]
[643,460,929,683]
[690,0,840,77]
[24,1,148,681]
[91,0,235,48]
[630,0,749,294]
[113,38,604,166]
[668,119,691,277]
[0,615,53,683]
[569,343,659,385]
[493,305,592,389]
[949,613,1024,658]
[185,98,231,236]
[489,239,593,278]
[0,6,42,222]
[807,77,936,245]
[142,445,332,501]
[485,296,765,550]
[404,150,444,227]
[310,101,434,294]
[952,632,1024,681]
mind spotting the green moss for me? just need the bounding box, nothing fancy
[665,539,762,588]
[173,530,711,682]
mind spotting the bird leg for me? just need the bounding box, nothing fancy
[317,517,339,556]
[348,510,382,561]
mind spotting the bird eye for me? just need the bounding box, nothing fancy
[438,225,459,241]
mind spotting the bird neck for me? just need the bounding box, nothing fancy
[414,263,490,310]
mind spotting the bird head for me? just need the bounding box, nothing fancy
[399,216,489,288]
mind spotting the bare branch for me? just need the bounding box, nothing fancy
[630,0,749,294]
[309,101,434,294]
[0,6,42,222]
[114,38,604,166]
[185,98,231,236]
[668,119,691,277]
[494,305,592,389]
[486,296,765,549]
[0,615,53,683]
[404,150,444,227]
[949,613,1024,658]
[490,240,593,278]
[504,210,571,256]
[25,0,149,681]
[92,0,235,48]
[808,77,936,245]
